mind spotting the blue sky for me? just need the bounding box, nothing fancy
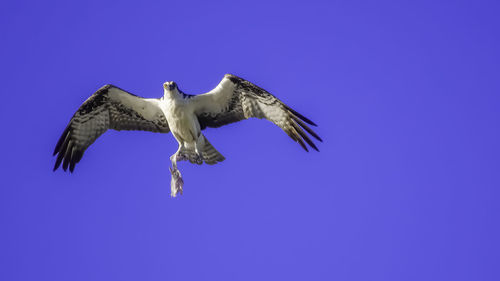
[1,0,499,280]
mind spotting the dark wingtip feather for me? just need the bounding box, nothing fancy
[53,125,70,156]
[62,141,73,171]
[54,132,71,171]
[297,138,309,152]
[53,153,63,171]
[75,150,84,163]
[284,128,308,152]
[284,105,317,126]
[309,142,320,152]
[69,148,77,173]
[291,122,319,152]
[289,127,309,152]
[290,114,323,142]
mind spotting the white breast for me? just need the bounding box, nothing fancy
[161,98,199,143]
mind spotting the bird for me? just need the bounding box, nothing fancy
[53,74,322,197]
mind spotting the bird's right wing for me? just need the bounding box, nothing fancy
[53,85,169,172]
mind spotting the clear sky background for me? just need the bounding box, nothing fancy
[1,0,499,280]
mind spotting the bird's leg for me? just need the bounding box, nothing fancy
[169,145,184,197]
[169,145,181,170]
[193,134,205,165]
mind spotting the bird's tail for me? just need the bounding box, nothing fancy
[201,137,225,165]
[179,136,225,165]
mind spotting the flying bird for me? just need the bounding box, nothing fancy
[53,74,322,196]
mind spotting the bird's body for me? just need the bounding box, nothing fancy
[53,74,322,196]
[162,92,199,144]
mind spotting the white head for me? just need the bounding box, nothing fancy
[163,81,177,91]
[163,81,179,96]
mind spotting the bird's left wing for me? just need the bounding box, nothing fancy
[191,74,322,151]
[53,84,169,172]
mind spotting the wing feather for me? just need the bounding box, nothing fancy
[192,74,322,151]
[53,85,169,172]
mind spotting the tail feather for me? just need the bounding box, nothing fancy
[201,137,225,165]
[179,137,225,165]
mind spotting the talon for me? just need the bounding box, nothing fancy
[176,152,186,162]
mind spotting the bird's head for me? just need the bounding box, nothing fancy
[163,81,178,92]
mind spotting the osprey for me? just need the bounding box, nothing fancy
[53,74,322,196]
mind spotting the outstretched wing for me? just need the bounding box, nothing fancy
[191,74,322,151]
[53,85,169,172]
